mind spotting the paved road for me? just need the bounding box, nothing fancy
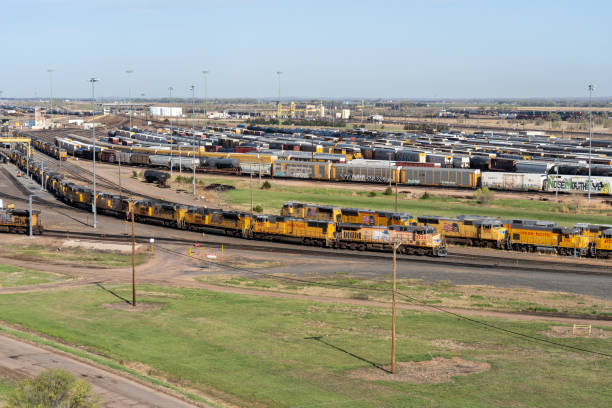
[0,333,200,408]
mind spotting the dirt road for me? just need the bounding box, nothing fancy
[0,333,201,408]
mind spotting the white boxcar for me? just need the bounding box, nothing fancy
[545,175,612,195]
[482,172,545,191]
[239,162,272,176]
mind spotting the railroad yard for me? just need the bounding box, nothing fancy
[0,119,611,407]
[1,3,611,403]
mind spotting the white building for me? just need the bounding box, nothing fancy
[149,106,183,117]
[341,109,351,119]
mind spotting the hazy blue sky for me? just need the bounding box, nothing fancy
[2,0,610,99]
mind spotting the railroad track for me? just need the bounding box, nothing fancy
[42,229,612,276]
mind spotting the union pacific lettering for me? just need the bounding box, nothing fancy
[518,230,553,237]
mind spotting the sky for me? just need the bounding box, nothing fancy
[1,0,611,99]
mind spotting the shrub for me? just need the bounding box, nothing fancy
[253,205,264,213]
[261,180,272,190]
[9,369,99,408]
[131,170,138,178]
[383,186,393,195]
[368,191,377,197]
[474,187,494,204]
[420,192,431,200]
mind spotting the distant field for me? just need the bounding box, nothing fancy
[0,285,609,408]
[208,179,612,226]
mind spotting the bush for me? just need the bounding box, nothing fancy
[253,205,264,213]
[261,180,272,190]
[474,187,494,204]
[420,192,431,200]
[383,186,393,195]
[9,369,99,408]
[368,191,377,197]
[131,170,138,178]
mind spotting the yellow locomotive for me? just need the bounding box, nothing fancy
[0,208,43,234]
[253,216,336,246]
[594,229,612,258]
[506,224,589,256]
[281,202,417,226]
[133,200,188,228]
[417,215,507,248]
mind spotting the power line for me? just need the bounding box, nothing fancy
[157,245,612,359]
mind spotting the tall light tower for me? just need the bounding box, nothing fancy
[126,70,134,130]
[89,78,100,229]
[202,70,209,131]
[168,86,174,177]
[276,71,282,128]
[190,84,196,197]
[588,84,594,201]
[47,69,55,127]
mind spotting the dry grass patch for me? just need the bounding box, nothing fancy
[541,325,611,339]
[349,357,490,384]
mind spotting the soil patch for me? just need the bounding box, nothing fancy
[541,325,611,339]
[349,357,490,384]
[101,302,165,312]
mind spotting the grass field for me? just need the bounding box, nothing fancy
[0,284,609,407]
[0,264,68,287]
[0,245,148,269]
[207,179,612,226]
[196,274,612,318]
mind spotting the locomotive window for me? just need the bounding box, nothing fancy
[513,234,520,240]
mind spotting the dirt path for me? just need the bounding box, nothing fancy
[0,332,202,408]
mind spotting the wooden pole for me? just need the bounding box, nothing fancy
[131,202,136,307]
[250,171,253,216]
[395,180,398,212]
[391,242,397,374]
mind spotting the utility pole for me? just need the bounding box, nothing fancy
[250,170,254,216]
[47,69,54,127]
[391,241,398,374]
[28,194,34,238]
[190,84,196,197]
[89,78,99,229]
[168,86,174,177]
[395,179,398,212]
[126,70,134,130]
[587,84,594,201]
[202,70,209,131]
[118,154,122,198]
[131,201,136,307]
[276,71,282,128]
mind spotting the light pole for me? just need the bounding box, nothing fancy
[588,84,594,201]
[276,71,282,128]
[29,194,37,238]
[47,69,54,127]
[202,70,209,131]
[126,69,133,130]
[89,78,99,229]
[168,86,174,177]
[190,84,196,197]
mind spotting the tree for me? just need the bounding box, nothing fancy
[474,187,494,205]
[9,369,99,408]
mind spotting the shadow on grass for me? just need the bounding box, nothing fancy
[95,282,132,305]
[305,336,391,374]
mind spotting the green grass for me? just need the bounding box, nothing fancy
[0,285,610,407]
[218,182,612,226]
[2,245,148,268]
[0,377,16,405]
[0,264,68,287]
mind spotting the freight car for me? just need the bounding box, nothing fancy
[0,208,42,234]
